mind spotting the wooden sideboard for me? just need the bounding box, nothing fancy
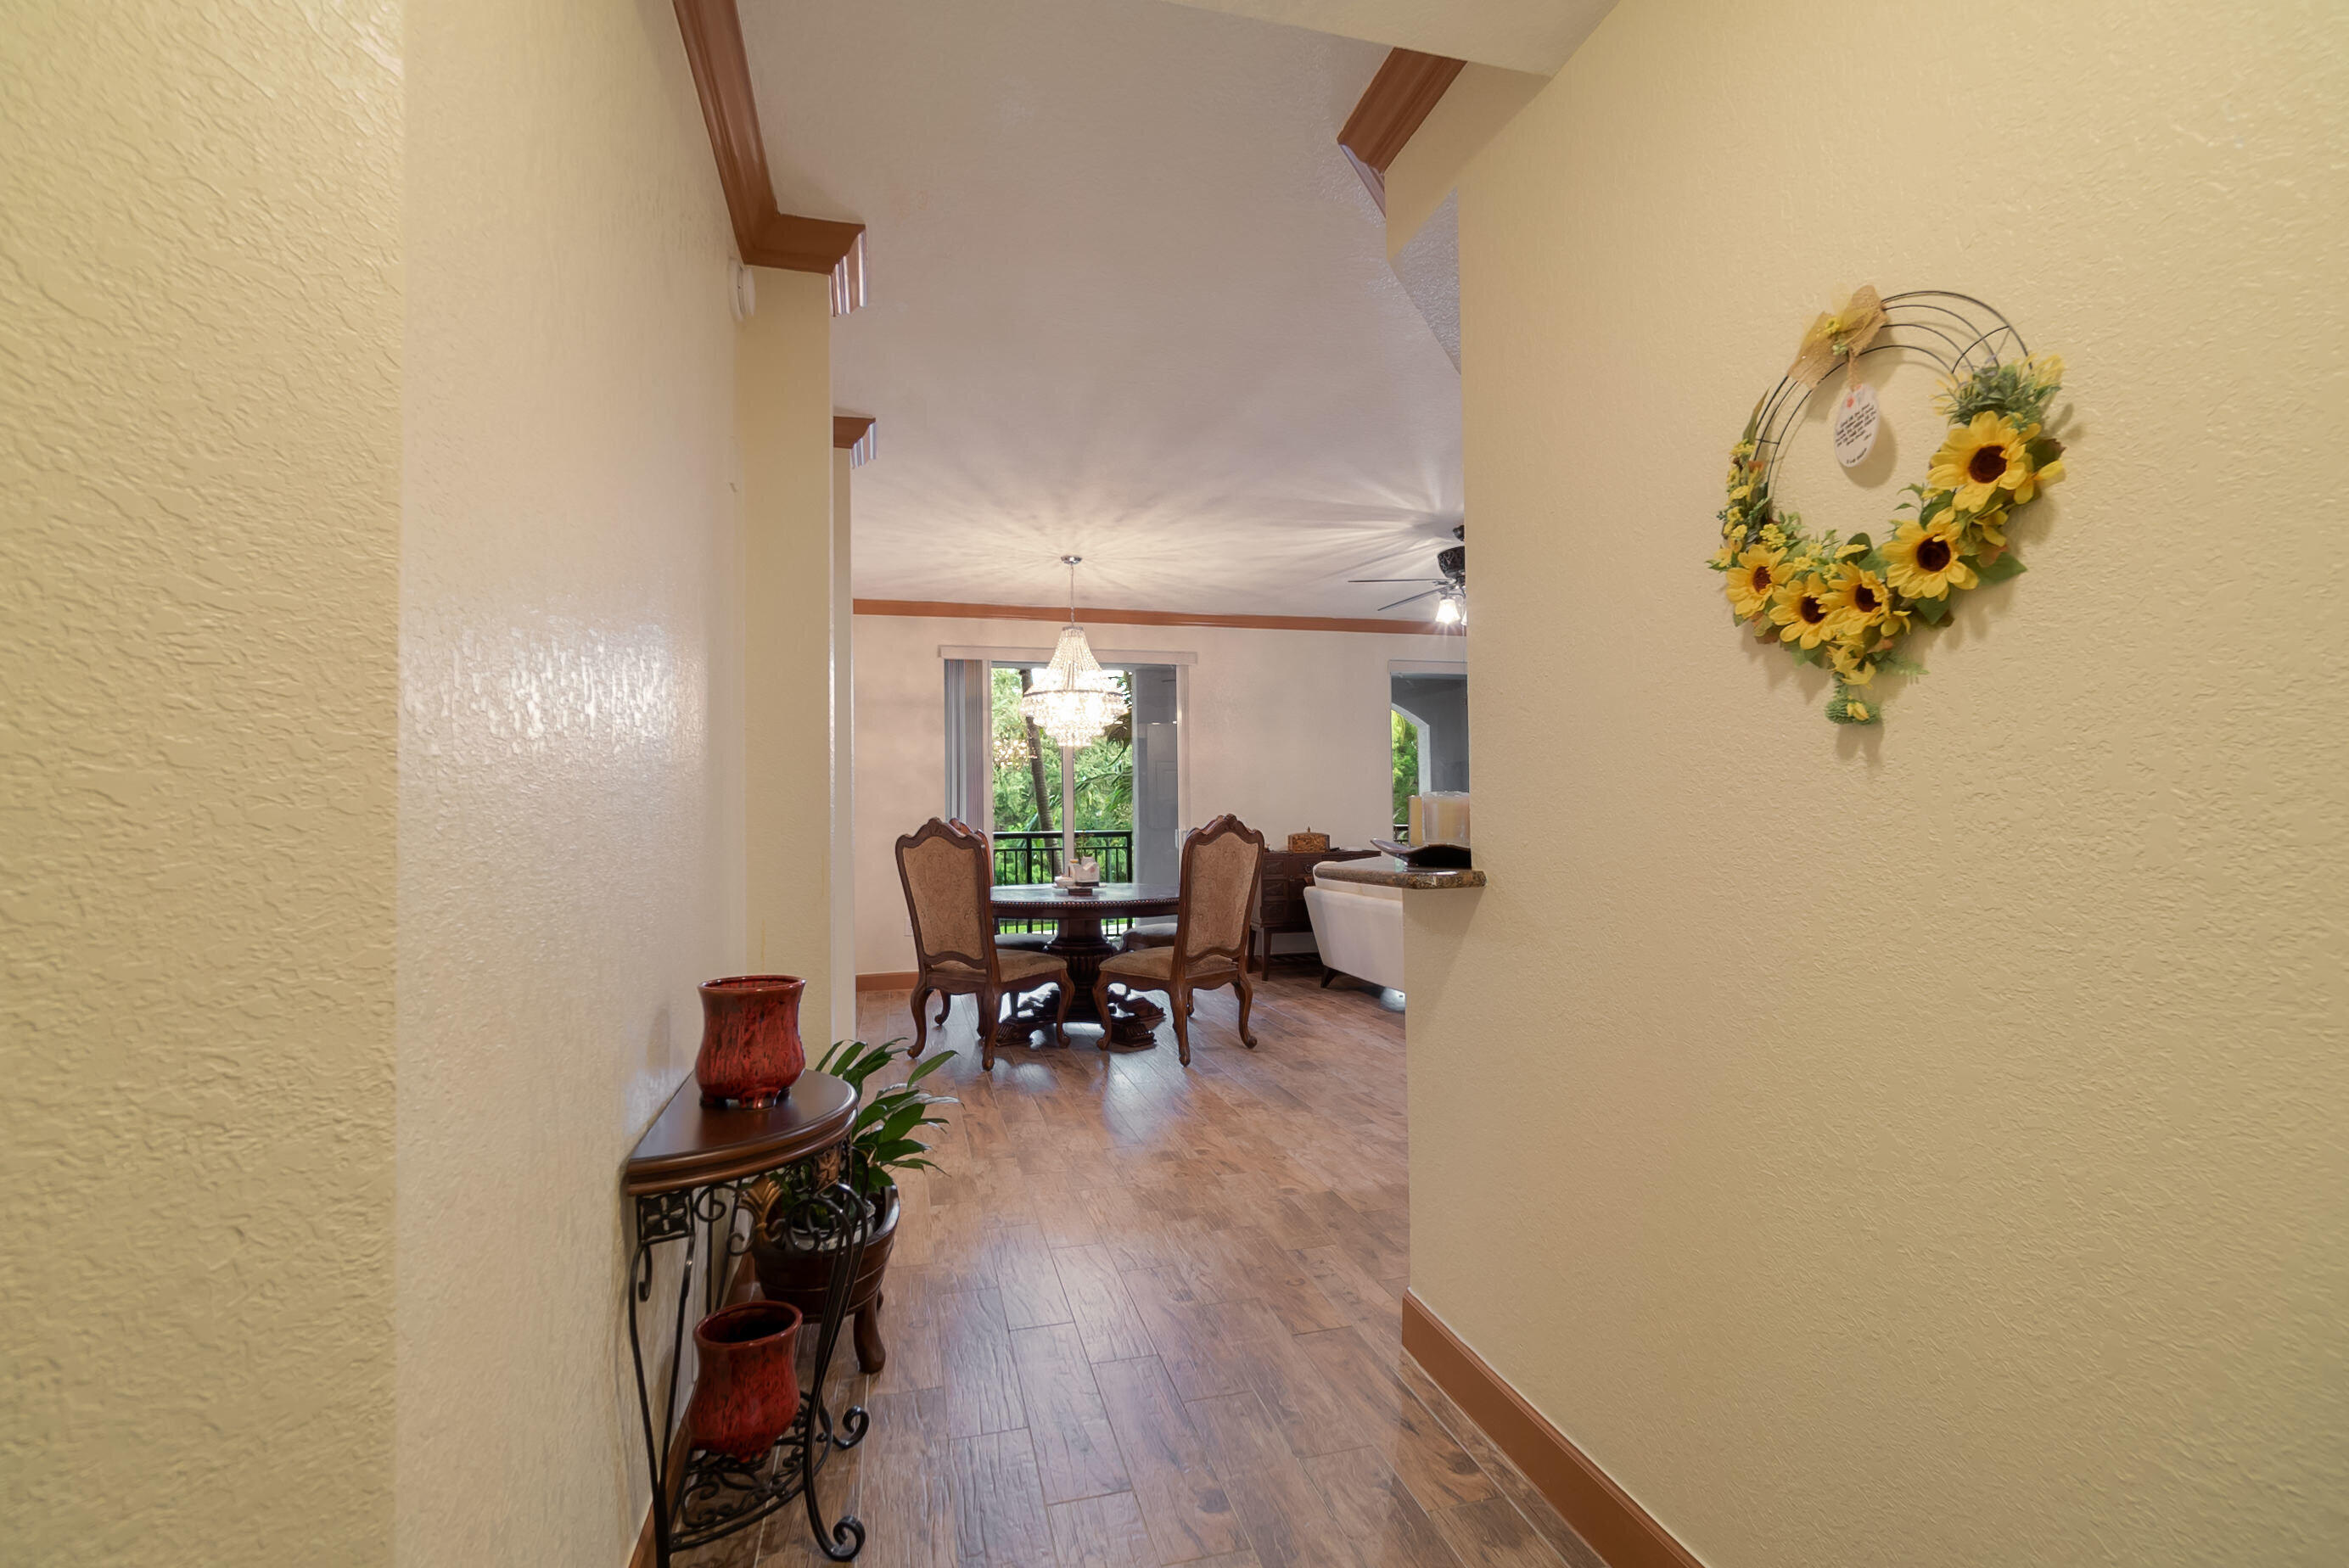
[1251,848,1378,973]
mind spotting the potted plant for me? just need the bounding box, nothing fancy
[748,1039,954,1376]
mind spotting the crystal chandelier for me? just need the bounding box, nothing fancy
[1019,556,1127,749]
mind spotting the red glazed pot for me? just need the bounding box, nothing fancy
[695,975,805,1108]
[684,1300,804,1461]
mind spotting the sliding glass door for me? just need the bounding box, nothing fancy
[943,657,1180,888]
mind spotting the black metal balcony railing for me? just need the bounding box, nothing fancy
[993,830,1135,937]
[991,829,1132,888]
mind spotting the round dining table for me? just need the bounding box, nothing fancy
[989,882,1180,1046]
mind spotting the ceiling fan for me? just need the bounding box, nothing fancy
[1350,524,1466,622]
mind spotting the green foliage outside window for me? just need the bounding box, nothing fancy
[989,666,1134,834]
[1391,709,1421,833]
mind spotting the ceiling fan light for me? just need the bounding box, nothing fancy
[1435,596,1462,625]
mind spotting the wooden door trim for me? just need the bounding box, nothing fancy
[672,0,866,309]
[853,598,1450,637]
[1337,48,1466,209]
[1402,1291,1704,1568]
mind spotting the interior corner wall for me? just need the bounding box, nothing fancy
[849,613,1466,976]
[1418,3,2349,1566]
[739,269,838,1034]
[1382,61,1549,259]
[830,449,858,1044]
[0,3,401,1561]
[397,1,743,1562]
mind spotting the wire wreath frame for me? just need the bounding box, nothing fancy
[1714,289,2066,726]
[1748,291,2028,497]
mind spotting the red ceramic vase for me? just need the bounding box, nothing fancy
[695,975,806,1108]
[684,1300,804,1461]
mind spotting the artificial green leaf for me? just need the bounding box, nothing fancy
[1912,596,1949,624]
[1975,553,2027,585]
[877,1102,930,1144]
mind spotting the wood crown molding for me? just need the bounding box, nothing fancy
[1337,48,1467,210]
[833,414,877,468]
[853,598,1455,638]
[1402,1292,1704,1568]
[672,0,866,311]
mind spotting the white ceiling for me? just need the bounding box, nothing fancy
[1155,0,1613,74]
[742,0,1470,619]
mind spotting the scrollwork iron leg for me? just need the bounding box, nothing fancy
[628,1195,698,1568]
[798,1178,872,1560]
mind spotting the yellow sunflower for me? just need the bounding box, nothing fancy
[1769,573,1836,649]
[1820,563,1893,639]
[2006,450,2062,506]
[1927,412,2038,512]
[1885,518,1978,599]
[1724,543,1786,620]
[1708,539,1740,569]
[1829,640,1877,685]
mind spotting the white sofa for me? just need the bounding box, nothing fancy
[1303,867,1404,991]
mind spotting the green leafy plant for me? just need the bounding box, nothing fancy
[816,1039,956,1197]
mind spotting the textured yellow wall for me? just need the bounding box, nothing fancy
[0,3,401,1561]
[1417,2,2349,1565]
[396,0,743,1560]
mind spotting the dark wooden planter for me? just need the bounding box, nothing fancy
[749,1184,900,1376]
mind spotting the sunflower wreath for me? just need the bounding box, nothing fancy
[1708,288,2067,725]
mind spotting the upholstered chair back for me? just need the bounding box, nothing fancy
[1176,815,1264,964]
[897,820,992,970]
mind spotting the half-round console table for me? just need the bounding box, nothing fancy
[624,1071,871,1565]
[989,882,1179,1046]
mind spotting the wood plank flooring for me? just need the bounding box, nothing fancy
[685,972,1601,1568]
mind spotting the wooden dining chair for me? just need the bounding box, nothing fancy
[897,819,1069,1068]
[951,818,1052,957]
[1091,815,1264,1066]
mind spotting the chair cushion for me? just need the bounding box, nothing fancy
[1098,947,1236,986]
[930,949,1067,984]
[1121,918,1176,951]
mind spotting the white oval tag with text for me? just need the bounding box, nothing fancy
[1834,381,1881,468]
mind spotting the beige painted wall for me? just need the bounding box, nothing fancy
[850,613,1465,975]
[0,3,401,1561]
[832,450,859,1043]
[741,269,840,1034]
[1416,3,2349,1566]
[397,0,743,1562]
[1384,62,1548,257]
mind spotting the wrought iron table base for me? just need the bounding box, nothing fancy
[629,1168,871,1565]
[997,983,1166,1048]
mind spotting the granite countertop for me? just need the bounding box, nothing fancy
[1315,859,1487,891]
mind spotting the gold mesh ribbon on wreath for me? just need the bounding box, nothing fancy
[1787,285,1887,389]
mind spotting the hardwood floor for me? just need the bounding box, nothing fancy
[687,972,1603,1568]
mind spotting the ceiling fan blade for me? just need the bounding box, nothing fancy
[1348,577,1440,585]
[1376,588,1439,613]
